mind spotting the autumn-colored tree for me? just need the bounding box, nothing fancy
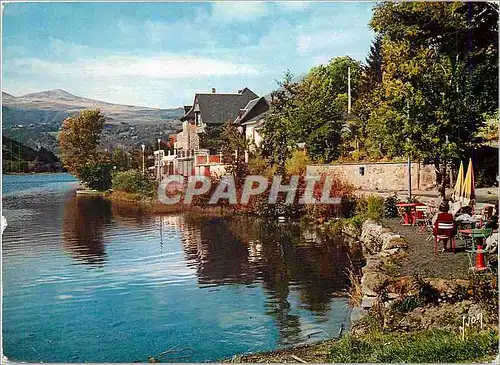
[59,109,106,175]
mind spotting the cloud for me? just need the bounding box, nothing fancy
[210,2,270,23]
[276,1,311,12]
[8,54,259,79]
[296,31,346,54]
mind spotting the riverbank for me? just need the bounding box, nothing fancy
[228,219,499,363]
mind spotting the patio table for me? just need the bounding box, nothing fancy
[459,228,492,250]
[396,202,425,225]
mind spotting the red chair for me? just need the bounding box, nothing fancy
[414,205,429,234]
[434,222,456,255]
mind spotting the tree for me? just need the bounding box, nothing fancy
[367,2,498,196]
[59,109,106,175]
[220,121,249,186]
[111,146,130,171]
[295,57,363,162]
[261,70,300,175]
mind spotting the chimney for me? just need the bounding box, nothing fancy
[212,88,216,93]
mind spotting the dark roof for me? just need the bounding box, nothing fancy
[181,106,195,121]
[183,105,192,114]
[181,88,258,124]
[234,96,270,125]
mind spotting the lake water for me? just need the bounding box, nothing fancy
[2,173,357,363]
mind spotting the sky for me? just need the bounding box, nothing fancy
[2,1,376,109]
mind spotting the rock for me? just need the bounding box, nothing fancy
[350,307,366,324]
[362,271,391,293]
[382,236,408,251]
[361,295,377,309]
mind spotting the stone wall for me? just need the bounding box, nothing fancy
[349,220,474,331]
[307,162,436,191]
[176,122,200,151]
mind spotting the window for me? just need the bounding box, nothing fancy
[359,166,365,176]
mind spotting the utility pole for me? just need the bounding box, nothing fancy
[407,99,412,201]
[141,143,145,175]
[347,66,351,115]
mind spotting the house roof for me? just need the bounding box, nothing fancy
[181,87,258,124]
[234,96,270,125]
[183,105,193,114]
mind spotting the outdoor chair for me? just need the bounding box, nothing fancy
[427,199,439,215]
[414,205,429,234]
[459,228,493,250]
[397,206,406,225]
[434,222,456,255]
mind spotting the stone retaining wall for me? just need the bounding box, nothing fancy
[350,220,474,328]
[307,162,436,191]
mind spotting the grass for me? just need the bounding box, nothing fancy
[347,268,363,307]
[328,328,498,363]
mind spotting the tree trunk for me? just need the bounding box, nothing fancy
[440,163,447,199]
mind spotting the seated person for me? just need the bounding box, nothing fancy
[485,204,498,230]
[484,232,498,254]
[449,200,463,216]
[432,201,455,251]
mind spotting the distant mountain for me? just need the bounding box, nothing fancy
[2,89,185,128]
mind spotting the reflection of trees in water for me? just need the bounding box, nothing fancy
[183,217,257,285]
[179,216,354,345]
[62,196,112,266]
[110,201,155,228]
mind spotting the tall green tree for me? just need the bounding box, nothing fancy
[111,146,130,171]
[366,2,498,196]
[261,70,300,175]
[294,57,363,162]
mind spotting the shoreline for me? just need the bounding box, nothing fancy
[226,219,499,363]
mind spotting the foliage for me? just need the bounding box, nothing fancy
[111,146,131,171]
[112,169,156,198]
[356,194,385,221]
[77,162,112,191]
[199,124,224,154]
[220,121,249,187]
[328,328,498,363]
[285,149,311,175]
[261,70,300,175]
[59,109,106,176]
[304,175,356,222]
[362,2,498,196]
[384,193,400,218]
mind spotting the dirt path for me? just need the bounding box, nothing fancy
[383,219,473,279]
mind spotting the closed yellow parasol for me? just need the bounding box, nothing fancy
[461,158,475,206]
[451,161,464,202]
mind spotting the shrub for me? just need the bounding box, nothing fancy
[305,174,356,222]
[384,193,399,218]
[356,194,385,221]
[77,162,112,191]
[112,169,156,197]
[285,149,311,175]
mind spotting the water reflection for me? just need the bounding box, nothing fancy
[62,196,112,266]
[152,214,352,346]
[60,196,356,347]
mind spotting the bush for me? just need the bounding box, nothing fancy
[384,193,399,218]
[112,169,156,197]
[78,163,112,191]
[356,194,385,221]
[285,149,311,175]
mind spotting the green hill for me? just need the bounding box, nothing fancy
[2,135,62,173]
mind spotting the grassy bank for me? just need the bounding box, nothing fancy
[228,327,498,363]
